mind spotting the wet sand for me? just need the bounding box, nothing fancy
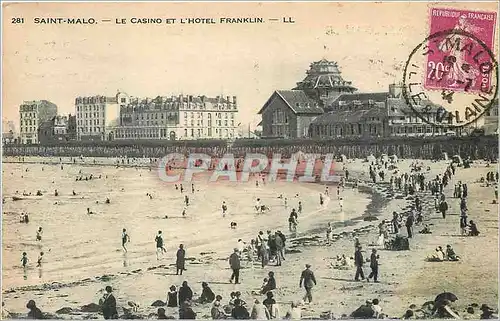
[1,157,498,319]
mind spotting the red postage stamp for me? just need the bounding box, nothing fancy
[424,8,497,94]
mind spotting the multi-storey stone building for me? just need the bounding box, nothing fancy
[19,100,57,144]
[75,95,120,141]
[114,94,238,140]
[259,59,356,139]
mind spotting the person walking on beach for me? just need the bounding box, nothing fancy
[298,201,302,214]
[36,252,44,267]
[21,252,29,269]
[99,286,118,319]
[122,228,130,252]
[354,246,365,281]
[367,249,379,283]
[229,248,241,284]
[405,214,414,238]
[439,199,449,219]
[299,264,317,304]
[155,231,167,260]
[176,244,186,275]
[326,223,333,244]
[185,195,189,207]
[222,201,228,217]
[36,227,43,242]
[319,194,324,206]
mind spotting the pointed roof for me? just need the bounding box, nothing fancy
[258,90,324,115]
[294,59,357,92]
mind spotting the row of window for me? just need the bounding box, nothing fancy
[183,112,235,119]
[78,119,101,126]
[78,127,103,133]
[271,109,289,124]
[183,119,234,127]
[20,112,37,119]
[20,119,37,126]
[77,112,105,118]
[114,128,235,139]
[76,105,105,112]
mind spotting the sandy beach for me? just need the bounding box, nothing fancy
[1,156,498,319]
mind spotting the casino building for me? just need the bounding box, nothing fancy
[259,59,448,139]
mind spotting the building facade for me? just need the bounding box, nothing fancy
[310,83,444,139]
[38,115,77,144]
[483,99,498,136]
[75,95,119,141]
[19,100,58,144]
[114,94,238,140]
[2,119,16,144]
[258,90,324,138]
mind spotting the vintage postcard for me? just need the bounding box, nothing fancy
[1,2,498,320]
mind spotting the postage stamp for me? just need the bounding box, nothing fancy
[402,23,498,128]
[424,8,497,94]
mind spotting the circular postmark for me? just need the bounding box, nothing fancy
[402,29,498,129]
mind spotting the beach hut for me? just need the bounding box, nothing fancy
[293,150,306,162]
[379,154,389,162]
[442,152,449,161]
[389,155,398,163]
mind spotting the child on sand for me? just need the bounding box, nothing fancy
[36,227,43,242]
[155,231,167,259]
[21,252,28,268]
[36,252,44,267]
[122,229,130,252]
[326,223,333,244]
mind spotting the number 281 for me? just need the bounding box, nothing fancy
[11,18,24,24]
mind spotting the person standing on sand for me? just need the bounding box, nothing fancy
[229,248,241,284]
[36,227,43,242]
[319,194,324,206]
[155,231,167,260]
[439,199,449,219]
[367,249,379,283]
[354,246,365,281]
[36,252,44,267]
[326,223,333,244]
[405,214,414,238]
[21,252,29,269]
[176,244,186,275]
[222,201,228,217]
[299,264,317,304]
[298,201,302,214]
[99,286,118,319]
[122,229,130,252]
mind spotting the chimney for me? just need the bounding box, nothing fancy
[226,96,230,104]
[232,96,237,105]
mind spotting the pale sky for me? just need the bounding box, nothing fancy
[2,2,497,130]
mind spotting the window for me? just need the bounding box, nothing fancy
[121,98,126,103]
[191,129,194,137]
[225,120,228,126]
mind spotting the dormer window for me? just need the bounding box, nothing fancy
[296,103,300,108]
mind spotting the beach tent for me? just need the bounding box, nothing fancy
[389,155,398,163]
[337,154,347,163]
[379,154,389,162]
[442,152,449,161]
[366,154,376,163]
[293,150,306,162]
[452,155,463,166]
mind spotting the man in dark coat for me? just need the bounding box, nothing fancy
[198,282,215,304]
[367,249,379,282]
[99,286,118,319]
[231,299,249,319]
[299,264,317,303]
[26,300,44,319]
[178,281,193,304]
[229,248,241,284]
[176,244,186,275]
[439,200,449,219]
[354,246,365,281]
